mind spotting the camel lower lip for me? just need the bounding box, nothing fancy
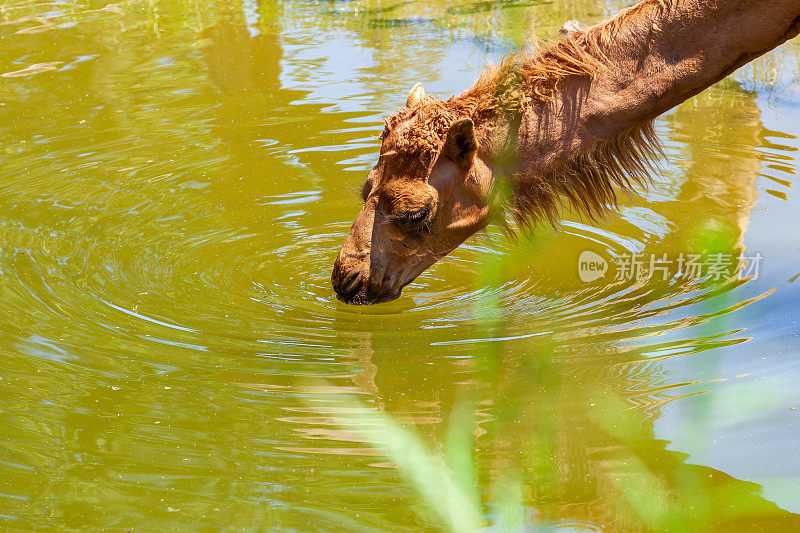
[338,290,400,305]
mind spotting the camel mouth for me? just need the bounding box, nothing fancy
[332,261,407,305]
[336,287,401,306]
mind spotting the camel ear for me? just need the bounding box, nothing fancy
[443,118,478,166]
[406,83,428,108]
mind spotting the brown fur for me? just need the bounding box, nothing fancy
[383,0,674,226]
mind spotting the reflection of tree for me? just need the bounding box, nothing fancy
[200,1,375,232]
[660,79,762,254]
[0,4,121,155]
[287,0,610,110]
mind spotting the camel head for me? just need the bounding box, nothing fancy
[332,84,493,305]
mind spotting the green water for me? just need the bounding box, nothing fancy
[1,0,799,530]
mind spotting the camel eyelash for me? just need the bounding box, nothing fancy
[390,207,433,232]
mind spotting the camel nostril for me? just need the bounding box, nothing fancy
[342,270,361,294]
[333,268,363,300]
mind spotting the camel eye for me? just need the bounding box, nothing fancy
[397,206,432,231]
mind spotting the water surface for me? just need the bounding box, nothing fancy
[1,0,799,530]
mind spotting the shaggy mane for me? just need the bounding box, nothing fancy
[383,0,672,226]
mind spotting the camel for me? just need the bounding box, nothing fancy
[331,0,800,305]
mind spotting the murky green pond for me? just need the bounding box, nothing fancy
[1,0,799,530]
